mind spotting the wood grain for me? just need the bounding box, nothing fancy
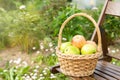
[106,1,120,16]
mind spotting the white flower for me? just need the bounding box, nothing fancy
[40,45,44,50]
[36,51,40,54]
[31,61,34,64]
[116,49,119,52]
[50,73,56,79]
[92,6,98,10]
[17,58,21,62]
[22,61,28,67]
[30,73,34,76]
[45,49,49,52]
[22,76,25,79]
[113,62,116,64]
[14,58,21,64]
[39,76,45,80]
[111,50,116,53]
[33,69,38,73]
[15,77,19,80]
[55,46,57,50]
[24,74,28,76]
[31,75,37,80]
[9,60,13,64]
[26,75,30,79]
[50,48,54,52]
[34,73,37,76]
[43,72,47,75]
[3,70,8,72]
[49,42,53,47]
[32,47,36,50]
[19,5,26,10]
[15,64,21,68]
[24,75,32,80]
[44,67,49,70]
[35,65,39,69]
[51,53,55,56]
[62,38,67,41]
[40,74,43,77]
[42,70,46,73]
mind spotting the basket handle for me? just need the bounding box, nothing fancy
[58,13,102,52]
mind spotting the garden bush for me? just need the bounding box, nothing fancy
[103,15,120,41]
[0,0,67,52]
[52,5,101,42]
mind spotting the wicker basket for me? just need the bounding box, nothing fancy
[56,13,102,77]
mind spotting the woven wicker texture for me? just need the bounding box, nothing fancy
[56,13,102,77]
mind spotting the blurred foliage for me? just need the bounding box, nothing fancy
[112,58,120,66]
[52,5,101,42]
[52,4,120,43]
[0,0,120,52]
[0,0,67,52]
[103,15,120,41]
[0,8,43,52]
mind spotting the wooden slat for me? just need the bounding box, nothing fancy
[94,70,117,80]
[96,66,120,79]
[95,60,120,80]
[98,61,120,72]
[97,64,120,77]
[106,1,120,16]
[93,74,107,80]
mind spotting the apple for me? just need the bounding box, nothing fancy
[72,35,86,49]
[64,45,80,55]
[81,44,97,55]
[60,42,72,52]
[86,40,97,48]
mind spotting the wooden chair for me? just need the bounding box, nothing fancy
[50,0,120,79]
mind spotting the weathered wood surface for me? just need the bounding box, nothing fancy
[106,1,120,16]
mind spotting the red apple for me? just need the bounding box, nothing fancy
[72,35,86,49]
[86,40,97,48]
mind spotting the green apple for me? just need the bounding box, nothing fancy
[64,45,80,55]
[81,44,97,55]
[60,42,72,52]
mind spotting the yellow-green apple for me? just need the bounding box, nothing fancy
[81,44,97,55]
[64,45,80,55]
[60,42,71,52]
[72,35,86,49]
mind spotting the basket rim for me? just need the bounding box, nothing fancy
[56,48,102,60]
